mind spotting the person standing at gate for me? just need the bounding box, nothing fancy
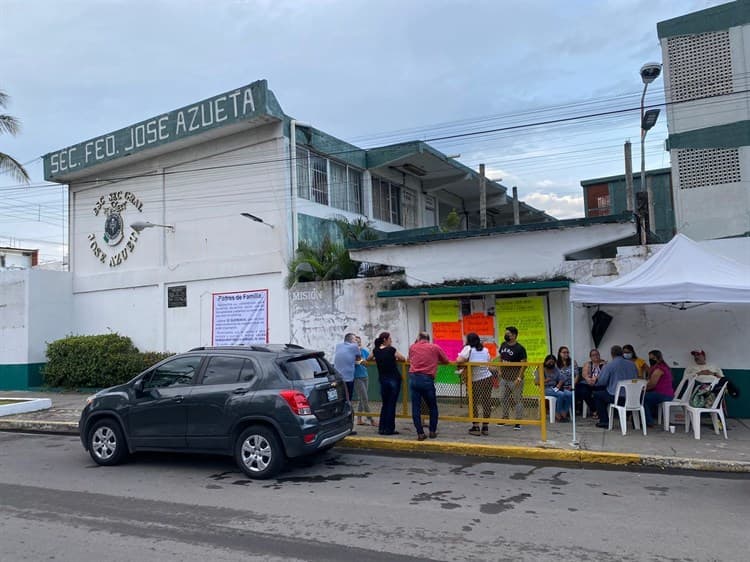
[333,332,361,403]
[372,331,406,436]
[497,326,527,430]
[407,331,449,441]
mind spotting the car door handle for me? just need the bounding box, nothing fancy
[173,395,184,403]
[233,388,250,395]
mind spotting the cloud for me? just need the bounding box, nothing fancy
[523,191,584,220]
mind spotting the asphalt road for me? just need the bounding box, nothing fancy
[0,432,746,562]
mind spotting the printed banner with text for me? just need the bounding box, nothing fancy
[495,296,549,362]
[212,289,269,345]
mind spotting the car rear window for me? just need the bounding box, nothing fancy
[282,355,331,381]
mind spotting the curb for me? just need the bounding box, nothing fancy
[2,419,749,474]
[0,419,78,435]
[338,436,750,474]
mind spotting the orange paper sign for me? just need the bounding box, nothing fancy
[462,314,495,335]
[432,322,463,341]
[484,342,498,359]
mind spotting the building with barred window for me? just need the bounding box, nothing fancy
[0,79,555,386]
[658,0,750,239]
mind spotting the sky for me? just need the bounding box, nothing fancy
[0,0,726,263]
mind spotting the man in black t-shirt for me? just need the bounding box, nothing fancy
[497,326,527,429]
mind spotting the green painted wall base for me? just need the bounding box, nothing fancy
[0,363,46,390]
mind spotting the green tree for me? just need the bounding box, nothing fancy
[287,235,359,287]
[0,90,30,183]
[441,209,462,232]
[331,215,380,242]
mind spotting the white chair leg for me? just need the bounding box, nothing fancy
[691,410,701,440]
[618,407,627,436]
[685,410,691,433]
[719,411,728,439]
[640,408,647,435]
[710,413,719,435]
[608,404,614,431]
[662,404,670,431]
[657,404,663,427]
[633,411,641,431]
[582,402,589,418]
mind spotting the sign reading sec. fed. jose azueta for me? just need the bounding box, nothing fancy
[43,80,273,180]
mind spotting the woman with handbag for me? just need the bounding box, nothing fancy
[372,331,406,436]
[456,332,493,436]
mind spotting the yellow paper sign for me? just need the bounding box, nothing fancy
[496,296,549,362]
[428,300,459,323]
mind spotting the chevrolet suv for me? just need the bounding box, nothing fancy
[79,344,353,479]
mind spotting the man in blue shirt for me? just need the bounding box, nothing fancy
[593,345,639,428]
[334,332,361,402]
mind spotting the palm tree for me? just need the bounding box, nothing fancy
[0,90,30,183]
[286,236,359,287]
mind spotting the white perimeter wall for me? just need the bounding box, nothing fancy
[0,270,72,365]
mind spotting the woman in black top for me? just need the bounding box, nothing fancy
[372,331,406,435]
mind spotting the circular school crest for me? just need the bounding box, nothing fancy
[103,211,124,246]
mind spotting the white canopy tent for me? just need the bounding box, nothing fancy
[566,234,750,442]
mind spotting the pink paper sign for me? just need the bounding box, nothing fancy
[434,339,465,361]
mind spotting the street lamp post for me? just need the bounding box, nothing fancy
[639,62,662,244]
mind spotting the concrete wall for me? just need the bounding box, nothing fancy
[289,277,412,359]
[0,271,29,364]
[69,122,290,352]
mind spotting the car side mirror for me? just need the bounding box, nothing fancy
[133,379,144,394]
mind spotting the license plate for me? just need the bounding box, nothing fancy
[327,388,338,401]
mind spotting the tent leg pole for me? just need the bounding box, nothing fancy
[570,299,578,446]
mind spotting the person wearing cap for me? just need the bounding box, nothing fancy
[684,350,724,379]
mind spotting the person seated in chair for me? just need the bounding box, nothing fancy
[541,354,572,422]
[593,345,639,428]
[644,350,674,427]
[684,350,723,380]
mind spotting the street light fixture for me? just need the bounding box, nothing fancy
[639,62,662,243]
[240,212,274,228]
[130,221,175,233]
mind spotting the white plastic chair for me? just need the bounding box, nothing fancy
[545,395,557,424]
[658,374,695,431]
[608,379,647,436]
[685,378,728,440]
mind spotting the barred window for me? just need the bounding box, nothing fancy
[401,187,418,228]
[296,147,309,199]
[296,147,363,214]
[310,154,328,205]
[676,148,741,189]
[372,177,402,225]
[666,31,733,103]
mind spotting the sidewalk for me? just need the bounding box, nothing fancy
[2,390,749,473]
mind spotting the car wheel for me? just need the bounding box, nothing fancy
[235,425,284,479]
[88,419,127,466]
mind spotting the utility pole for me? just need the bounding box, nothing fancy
[624,140,634,212]
[512,186,520,225]
[479,163,487,229]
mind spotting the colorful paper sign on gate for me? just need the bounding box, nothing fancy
[495,296,549,362]
[428,300,459,322]
[432,322,462,341]
[434,339,464,361]
[462,314,495,335]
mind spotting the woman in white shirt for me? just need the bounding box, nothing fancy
[456,332,493,436]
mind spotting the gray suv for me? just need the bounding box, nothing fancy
[79,344,353,479]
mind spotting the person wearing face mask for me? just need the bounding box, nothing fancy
[496,326,527,430]
[541,354,573,422]
[644,349,674,427]
[622,344,648,379]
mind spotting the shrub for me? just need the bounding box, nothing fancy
[43,333,174,389]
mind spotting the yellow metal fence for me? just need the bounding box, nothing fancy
[354,361,548,440]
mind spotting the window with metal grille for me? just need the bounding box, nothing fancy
[401,188,418,228]
[296,147,309,199]
[372,176,402,225]
[310,154,328,205]
[676,148,741,189]
[666,31,733,103]
[296,147,363,213]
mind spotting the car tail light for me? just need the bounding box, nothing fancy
[303,433,316,444]
[280,390,312,415]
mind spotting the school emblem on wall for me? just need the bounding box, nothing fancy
[87,191,144,267]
